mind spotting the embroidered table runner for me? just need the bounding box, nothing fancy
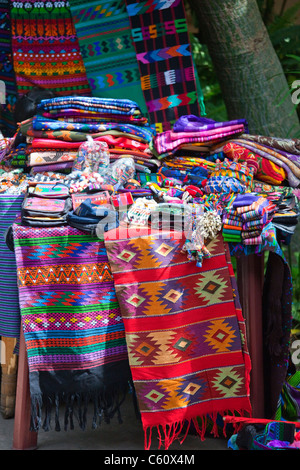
[104,227,252,449]
[13,224,131,431]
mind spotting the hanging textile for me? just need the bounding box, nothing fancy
[124,0,203,132]
[9,0,91,96]
[0,195,23,337]
[0,0,17,136]
[13,224,132,431]
[69,0,148,116]
[104,227,252,449]
[262,250,293,420]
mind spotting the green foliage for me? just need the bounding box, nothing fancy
[257,1,300,117]
[283,247,300,326]
[189,33,228,121]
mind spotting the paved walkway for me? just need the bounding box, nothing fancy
[0,395,229,451]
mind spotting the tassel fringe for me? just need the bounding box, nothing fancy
[29,384,132,433]
[144,409,252,450]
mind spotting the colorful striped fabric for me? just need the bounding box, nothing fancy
[0,0,17,136]
[125,0,203,132]
[13,224,131,431]
[69,0,148,116]
[10,0,91,96]
[0,195,23,337]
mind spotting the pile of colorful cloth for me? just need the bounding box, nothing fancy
[222,135,300,188]
[222,193,276,245]
[15,96,158,179]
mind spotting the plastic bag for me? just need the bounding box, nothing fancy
[73,136,110,172]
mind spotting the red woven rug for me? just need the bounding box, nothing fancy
[104,228,252,449]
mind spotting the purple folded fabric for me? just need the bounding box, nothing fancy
[173,114,248,133]
[30,161,74,173]
[231,194,259,207]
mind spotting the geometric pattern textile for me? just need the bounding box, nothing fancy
[0,0,18,136]
[13,224,131,431]
[10,0,91,96]
[104,228,252,449]
[69,0,148,116]
[124,0,202,132]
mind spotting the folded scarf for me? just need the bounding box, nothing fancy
[153,125,246,157]
[31,116,156,142]
[173,115,248,133]
[235,139,300,175]
[37,96,144,117]
[242,134,300,156]
[28,151,77,166]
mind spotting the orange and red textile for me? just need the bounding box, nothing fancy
[104,227,252,449]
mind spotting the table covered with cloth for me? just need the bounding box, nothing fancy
[12,221,252,448]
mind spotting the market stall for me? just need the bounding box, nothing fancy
[0,0,299,452]
[0,92,297,450]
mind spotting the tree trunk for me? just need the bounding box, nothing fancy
[189,0,300,138]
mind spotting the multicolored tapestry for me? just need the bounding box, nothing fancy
[104,228,252,449]
[0,195,23,337]
[124,0,203,132]
[69,0,148,116]
[0,0,17,136]
[13,224,131,430]
[10,0,91,96]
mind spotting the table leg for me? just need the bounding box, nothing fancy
[12,328,38,450]
[236,254,265,418]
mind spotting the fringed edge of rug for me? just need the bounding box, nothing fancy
[143,408,252,450]
[29,382,137,433]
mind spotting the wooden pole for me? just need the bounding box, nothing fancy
[12,328,37,450]
[236,254,265,418]
[1,337,18,419]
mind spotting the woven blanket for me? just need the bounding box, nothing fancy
[13,224,132,431]
[0,0,17,136]
[69,0,148,116]
[0,195,23,337]
[104,228,252,449]
[10,0,91,96]
[124,0,202,132]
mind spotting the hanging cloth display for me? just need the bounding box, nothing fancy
[124,0,204,132]
[69,0,148,117]
[13,224,132,431]
[0,0,18,136]
[9,0,91,96]
[104,227,252,449]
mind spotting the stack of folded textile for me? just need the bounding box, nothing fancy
[21,96,158,176]
[221,134,300,188]
[152,114,247,160]
[151,114,247,188]
[222,194,276,245]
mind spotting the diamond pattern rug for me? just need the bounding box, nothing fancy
[104,228,252,449]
